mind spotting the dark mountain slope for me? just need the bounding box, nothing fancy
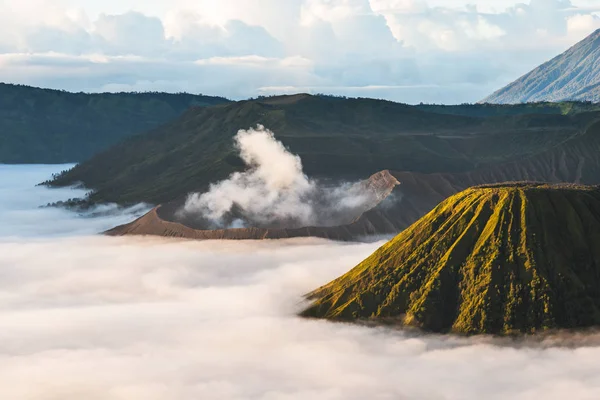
[302,183,600,335]
[416,101,600,117]
[102,119,600,243]
[0,83,229,163]
[389,118,600,229]
[483,29,600,103]
[49,94,589,205]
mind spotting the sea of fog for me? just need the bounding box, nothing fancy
[1,164,600,400]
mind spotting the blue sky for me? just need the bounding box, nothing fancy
[0,0,599,103]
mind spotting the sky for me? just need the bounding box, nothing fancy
[3,164,600,399]
[0,0,600,103]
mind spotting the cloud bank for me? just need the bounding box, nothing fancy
[0,164,149,238]
[2,165,600,400]
[180,126,381,229]
[0,0,599,103]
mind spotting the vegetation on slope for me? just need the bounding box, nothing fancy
[416,101,600,117]
[48,94,592,206]
[302,183,600,335]
[380,118,600,232]
[0,83,229,163]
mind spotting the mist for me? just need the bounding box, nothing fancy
[179,126,383,229]
[2,165,600,400]
[0,164,150,237]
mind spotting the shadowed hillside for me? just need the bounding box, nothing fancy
[0,83,229,163]
[103,119,600,243]
[302,183,600,335]
[389,118,600,230]
[416,101,600,117]
[48,94,595,206]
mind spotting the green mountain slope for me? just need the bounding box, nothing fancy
[0,83,229,163]
[48,94,592,205]
[381,117,600,232]
[302,183,600,335]
[416,101,600,117]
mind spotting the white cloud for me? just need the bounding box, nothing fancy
[369,0,428,13]
[0,0,599,103]
[195,55,312,68]
[3,164,600,399]
[91,12,166,56]
[460,16,506,40]
[567,13,600,34]
[301,0,371,24]
[163,9,224,41]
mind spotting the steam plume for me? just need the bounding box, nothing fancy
[180,125,379,229]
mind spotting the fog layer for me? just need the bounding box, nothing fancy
[1,165,600,400]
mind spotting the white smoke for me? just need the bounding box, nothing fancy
[180,125,379,229]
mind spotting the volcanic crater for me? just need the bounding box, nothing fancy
[106,170,403,241]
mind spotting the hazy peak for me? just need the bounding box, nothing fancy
[482,29,600,104]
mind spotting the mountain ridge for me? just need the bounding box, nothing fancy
[385,117,600,229]
[482,29,600,103]
[101,118,600,242]
[47,94,597,206]
[0,82,230,163]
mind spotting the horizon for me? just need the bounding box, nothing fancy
[1,0,599,104]
[2,81,599,106]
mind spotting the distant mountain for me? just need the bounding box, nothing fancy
[48,94,596,206]
[482,29,600,104]
[302,183,600,335]
[0,83,229,163]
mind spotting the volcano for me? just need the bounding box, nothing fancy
[106,170,401,241]
[302,183,600,335]
[483,29,600,103]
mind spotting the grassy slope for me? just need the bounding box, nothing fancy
[302,183,600,335]
[416,101,600,117]
[49,94,592,205]
[0,83,230,163]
